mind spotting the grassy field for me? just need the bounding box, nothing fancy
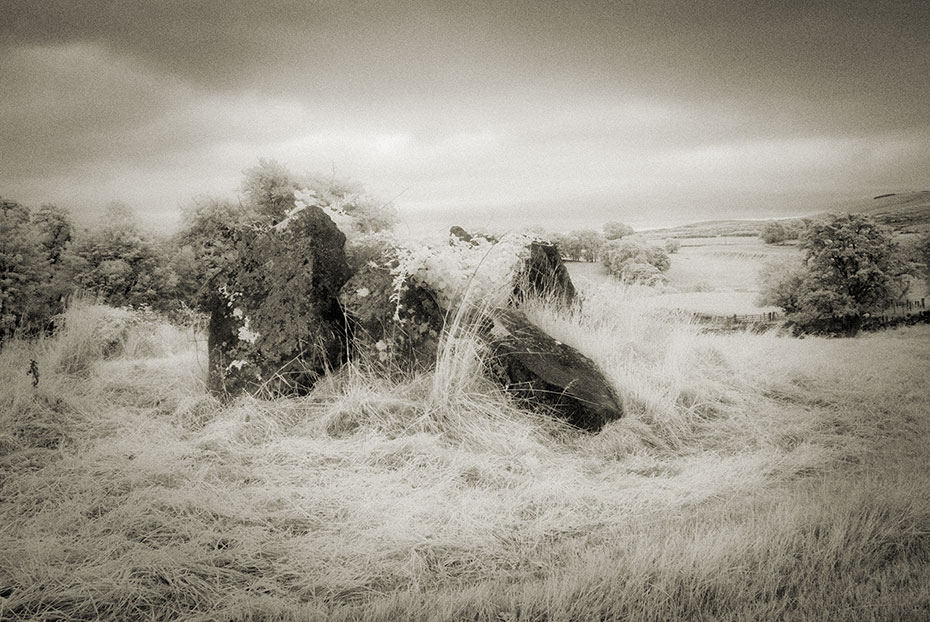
[566,237,795,315]
[1,289,929,621]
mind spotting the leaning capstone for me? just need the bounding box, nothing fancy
[486,308,623,432]
[207,203,352,397]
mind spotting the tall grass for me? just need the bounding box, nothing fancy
[1,293,928,621]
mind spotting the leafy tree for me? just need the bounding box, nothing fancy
[916,232,930,288]
[759,213,910,333]
[172,196,255,307]
[602,237,671,285]
[241,158,299,223]
[303,173,397,235]
[64,203,177,309]
[664,238,681,254]
[0,199,49,340]
[31,203,73,264]
[553,229,604,262]
[603,221,635,241]
[760,221,788,244]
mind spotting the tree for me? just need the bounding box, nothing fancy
[916,232,930,288]
[759,213,910,333]
[64,203,177,309]
[760,221,788,245]
[602,236,671,285]
[241,158,299,223]
[553,229,604,262]
[31,203,73,264]
[603,221,634,241]
[0,199,49,340]
[172,196,255,307]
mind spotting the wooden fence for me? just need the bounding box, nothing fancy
[687,298,929,333]
[688,311,783,332]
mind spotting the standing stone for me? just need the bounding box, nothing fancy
[449,225,475,245]
[207,204,351,397]
[513,242,576,306]
[486,309,623,432]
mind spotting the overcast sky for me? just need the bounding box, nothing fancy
[1,0,928,233]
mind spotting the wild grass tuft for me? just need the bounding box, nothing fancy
[1,294,928,621]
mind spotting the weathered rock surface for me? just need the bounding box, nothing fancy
[486,309,623,432]
[514,242,576,306]
[338,258,445,370]
[207,204,352,397]
[449,225,475,245]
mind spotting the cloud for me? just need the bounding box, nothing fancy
[1,1,928,232]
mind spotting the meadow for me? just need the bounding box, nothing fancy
[1,276,928,620]
[567,236,791,315]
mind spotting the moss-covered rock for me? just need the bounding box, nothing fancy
[338,255,444,371]
[207,204,351,397]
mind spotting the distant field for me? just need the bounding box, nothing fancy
[566,237,796,314]
[665,240,799,293]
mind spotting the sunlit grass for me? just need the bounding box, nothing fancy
[0,297,928,621]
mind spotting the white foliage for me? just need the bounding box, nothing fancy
[391,232,534,312]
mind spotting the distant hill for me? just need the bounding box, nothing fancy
[818,191,930,233]
[642,219,773,238]
[643,191,930,238]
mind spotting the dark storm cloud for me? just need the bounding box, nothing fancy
[1,0,928,229]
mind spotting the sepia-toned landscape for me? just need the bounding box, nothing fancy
[3,1,930,620]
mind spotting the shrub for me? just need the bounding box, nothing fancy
[49,302,139,375]
[174,161,397,311]
[916,232,930,288]
[602,237,671,285]
[760,221,788,244]
[552,229,604,262]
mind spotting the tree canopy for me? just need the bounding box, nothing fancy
[759,213,910,333]
[602,221,635,241]
[601,236,670,286]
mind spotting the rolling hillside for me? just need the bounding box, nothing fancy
[823,191,930,233]
[643,191,930,238]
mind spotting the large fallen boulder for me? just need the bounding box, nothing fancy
[338,257,445,370]
[486,308,623,432]
[207,204,352,397]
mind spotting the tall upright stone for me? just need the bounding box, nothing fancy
[207,204,351,397]
[514,242,576,306]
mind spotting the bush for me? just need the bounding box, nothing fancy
[552,229,604,262]
[174,160,397,311]
[760,221,788,244]
[917,232,930,288]
[601,237,670,285]
[759,213,911,333]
